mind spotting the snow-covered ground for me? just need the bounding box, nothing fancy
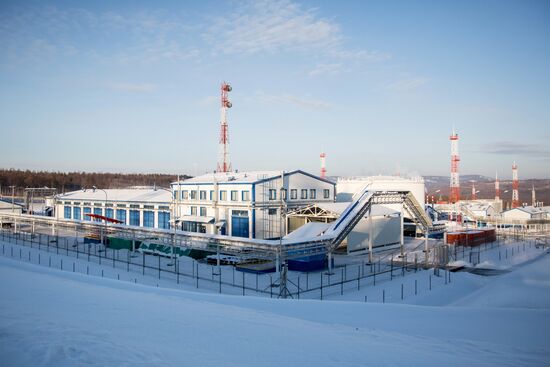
[1,238,550,366]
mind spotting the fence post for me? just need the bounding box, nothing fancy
[391,258,393,280]
[158,255,161,279]
[73,262,75,272]
[383,289,385,303]
[242,272,245,296]
[357,265,361,291]
[341,268,344,295]
[270,275,273,298]
[219,268,221,294]
[320,273,323,300]
[61,259,63,270]
[373,271,376,286]
[196,262,199,289]
[142,252,145,275]
[415,279,417,295]
[429,275,432,290]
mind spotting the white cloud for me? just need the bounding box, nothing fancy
[386,77,429,91]
[205,0,341,55]
[308,63,345,77]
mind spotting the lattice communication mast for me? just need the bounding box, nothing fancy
[217,82,233,173]
[320,152,327,178]
[449,129,460,203]
[512,162,519,208]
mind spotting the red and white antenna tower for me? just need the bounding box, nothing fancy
[512,162,519,208]
[320,152,327,178]
[449,129,460,203]
[471,182,477,200]
[495,171,500,201]
[217,81,232,173]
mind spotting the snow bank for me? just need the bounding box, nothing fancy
[1,255,550,366]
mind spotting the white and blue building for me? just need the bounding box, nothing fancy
[54,188,172,229]
[171,170,336,239]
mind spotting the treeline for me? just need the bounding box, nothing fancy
[0,169,190,195]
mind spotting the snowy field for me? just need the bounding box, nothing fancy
[1,239,550,366]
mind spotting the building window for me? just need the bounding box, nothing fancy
[231,190,238,201]
[130,204,139,209]
[190,206,197,215]
[200,207,207,216]
[64,206,71,219]
[116,209,127,224]
[301,189,307,199]
[93,207,102,221]
[129,210,140,226]
[291,189,297,200]
[310,189,316,199]
[268,208,277,215]
[281,189,287,200]
[83,207,91,220]
[143,211,154,228]
[173,190,178,200]
[200,190,207,200]
[220,190,227,201]
[117,203,126,208]
[210,190,215,200]
[105,208,114,219]
[242,190,250,201]
[182,221,206,233]
[144,205,154,210]
[73,202,80,206]
[158,206,169,211]
[158,212,170,229]
[182,190,188,200]
[324,189,330,199]
[73,207,81,220]
[190,190,197,200]
[269,189,277,200]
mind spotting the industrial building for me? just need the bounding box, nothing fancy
[501,206,547,221]
[54,188,172,229]
[171,170,336,239]
[336,175,425,209]
[286,202,402,254]
[0,199,23,215]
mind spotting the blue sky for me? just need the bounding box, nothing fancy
[1,0,549,178]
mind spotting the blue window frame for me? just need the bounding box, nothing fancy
[310,189,316,199]
[93,207,102,222]
[182,190,188,199]
[220,191,227,201]
[83,207,91,220]
[129,210,140,226]
[143,211,154,227]
[301,189,307,199]
[324,189,330,199]
[73,207,81,220]
[158,212,170,229]
[190,190,197,200]
[190,206,197,215]
[64,206,71,219]
[200,207,206,216]
[269,189,277,200]
[209,190,214,200]
[173,190,178,200]
[200,190,207,200]
[242,191,250,201]
[231,190,238,201]
[116,209,127,224]
[105,208,114,219]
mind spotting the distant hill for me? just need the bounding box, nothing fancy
[0,169,191,196]
[424,175,550,207]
